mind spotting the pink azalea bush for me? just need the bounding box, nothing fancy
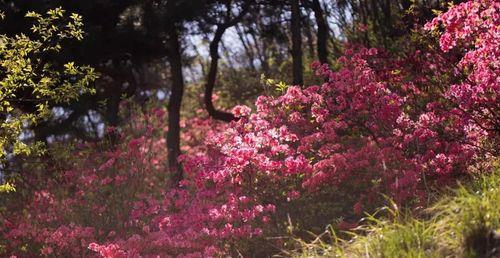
[1,104,228,257]
[2,105,170,256]
[1,0,498,256]
[424,0,499,143]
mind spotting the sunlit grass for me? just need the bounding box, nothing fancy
[290,162,500,258]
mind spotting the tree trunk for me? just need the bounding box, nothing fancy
[311,0,329,65]
[166,26,185,185]
[382,0,393,39]
[235,24,257,71]
[291,0,303,85]
[303,9,316,59]
[204,26,236,122]
[249,28,269,73]
[360,1,370,46]
[204,2,250,122]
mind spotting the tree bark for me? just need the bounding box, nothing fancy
[311,0,329,65]
[235,24,257,71]
[204,25,236,122]
[166,26,185,184]
[249,27,269,73]
[291,0,303,85]
[303,9,316,59]
[204,2,251,122]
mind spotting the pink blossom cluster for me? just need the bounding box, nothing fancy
[2,108,225,257]
[2,108,172,256]
[87,41,492,255]
[425,0,499,137]
[1,1,498,256]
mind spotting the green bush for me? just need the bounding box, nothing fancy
[0,8,96,160]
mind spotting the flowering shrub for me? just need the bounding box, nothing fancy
[424,0,499,143]
[88,42,493,256]
[1,0,497,256]
[1,104,170,256]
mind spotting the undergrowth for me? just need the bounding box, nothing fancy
[289,162,500,258]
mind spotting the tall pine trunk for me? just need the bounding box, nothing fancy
[291,0,303,86]
[166,26,185,185]
[311,0,329,65]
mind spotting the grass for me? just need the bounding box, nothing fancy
[289,163,500,258]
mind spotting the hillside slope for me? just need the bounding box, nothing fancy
[292,164,500,258]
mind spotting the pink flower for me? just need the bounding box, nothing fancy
[232,105,252,118]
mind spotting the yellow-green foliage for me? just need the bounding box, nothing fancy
[0,182,15,193]
[0,8,97,159]
[290,163,500,258]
